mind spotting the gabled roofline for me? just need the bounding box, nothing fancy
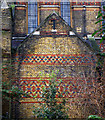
[17,12,70,50]
[17,12,99,54]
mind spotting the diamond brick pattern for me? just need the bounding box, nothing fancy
[13,54,97,65]
[14,78,95,98]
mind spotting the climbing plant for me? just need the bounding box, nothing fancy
[2,62,30,102]
[2,81,30,102]
[33,71,69,119]
[91,5,105,82]
[92,6,105,43]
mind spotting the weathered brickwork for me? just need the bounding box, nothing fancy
[2,31,11,54]
[72,9,83,33]
[2,8,12,81]
[2,8,12,117]
[72,7,101,36]
[38,14,70,34]
[2,8,12,30]
[14,6,26,36]
[86,8,101,34]
[40,8,59,23]
[39,2,60,24]
[2,3,105,119]
[2,8,12,54]
[12,13,100,118]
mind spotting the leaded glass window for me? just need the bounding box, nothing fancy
[28,2,37,34]
[61,2,70,25]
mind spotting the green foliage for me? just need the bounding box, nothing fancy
[10,4,15,10]
[33,71,69,119]
[2,62,30,102]
[87,115,104,120]
[2,81,30,102]
[92,6,105,43]
[92,30,100,37]
[97,13,102,19]
[95,20,103,24]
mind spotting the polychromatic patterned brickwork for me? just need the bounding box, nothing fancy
[14,54,96,65]
[12,13,98,118]
[39,2,59,5]
[13,77,96,98]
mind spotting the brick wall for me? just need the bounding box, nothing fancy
[72,7,101,36]
[40,8,60,24]
[2,8,12,30]
[2,8,12,117]
[11,9,105,119]
[2,31,11,54]
[11,13,102,119]
[14,6,26,36]
[13,35,98,118]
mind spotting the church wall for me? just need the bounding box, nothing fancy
[13,6,27,37]
[2,8,12,55]
[2,8,12,117]
[2,31,11,55]
[12,34,99,118]
[40,8,60,24]
[2,2,104,118]
[72,7,101,36]
[38,2,60,24]
[1,2,104,118]
[86,8,101,34]
[2,7,12,86]
[2,8,12,31]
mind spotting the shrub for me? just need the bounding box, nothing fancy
[33,71,69,119]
